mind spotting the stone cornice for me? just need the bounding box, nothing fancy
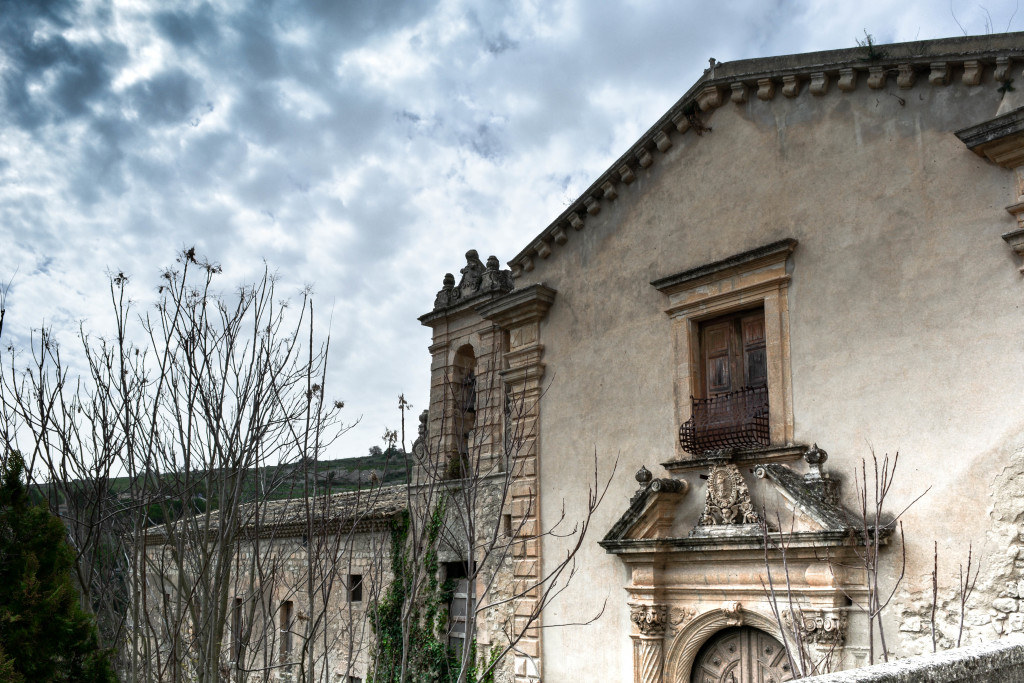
[661,444,807,473]
[476,283,557,327]
[418,287,509,326]
[599,528,854,555]
[956,106,1024,168]
[651,239,797,295]
[508,33,1024,276]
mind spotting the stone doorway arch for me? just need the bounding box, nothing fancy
[690,627,792,683]
[666,606,791,683]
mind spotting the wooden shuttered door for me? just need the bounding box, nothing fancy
[700,308,767,397]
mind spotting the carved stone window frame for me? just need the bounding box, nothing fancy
[652,239,797,457]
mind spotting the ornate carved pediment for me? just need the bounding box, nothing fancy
[602,456,869,683]
[600,454,859,552]
[601,467,689,544]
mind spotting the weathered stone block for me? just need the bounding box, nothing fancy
[993,597,1019,613]
[900,616,922,632]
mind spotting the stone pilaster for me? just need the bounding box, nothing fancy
[630,603,667,683]
[477,284,556,683]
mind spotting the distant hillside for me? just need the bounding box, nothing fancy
[268,449,409,498]
[46,449,409,525]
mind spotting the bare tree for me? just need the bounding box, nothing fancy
[758,450,930,677]
[2,251,612,683]
[0,250,383,683]
[760,513,841,679]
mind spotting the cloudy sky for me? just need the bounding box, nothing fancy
[1,0,1020,455]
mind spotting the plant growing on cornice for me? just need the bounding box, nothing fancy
[682,102,712,136]
[856,30,886,61]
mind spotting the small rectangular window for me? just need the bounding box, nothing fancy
[347,575,363,603]
[445,562,469,653]
[279,600,293,663]
[231,597,243,663]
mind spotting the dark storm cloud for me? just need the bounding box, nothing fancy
[297,0,440,43]
[466,122,504,160]
[67,114,136,204]
[153,5,221,49]
[128,69,205,125]
[233,12,284,80]
[0,2,125,130]
[180,131,250,185]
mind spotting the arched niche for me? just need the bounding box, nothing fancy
[448,344,477,477]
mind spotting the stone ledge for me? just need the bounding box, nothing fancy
[661,444,807,473]
[956,106,1024,168]
[651,239,798,294]
[801,637,1024,683]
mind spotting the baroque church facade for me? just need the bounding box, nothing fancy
[419,33,1024,683]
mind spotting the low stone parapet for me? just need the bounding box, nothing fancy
[802,638,1024,683]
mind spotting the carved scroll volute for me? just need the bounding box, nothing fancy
[630,603,668,637]
[784,609,848,645]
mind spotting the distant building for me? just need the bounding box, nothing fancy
[143,484,406,682]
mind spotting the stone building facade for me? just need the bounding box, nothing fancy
[419,33,1024,683]
[143,485,406,683]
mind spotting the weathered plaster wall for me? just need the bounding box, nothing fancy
[515,64,1023,681]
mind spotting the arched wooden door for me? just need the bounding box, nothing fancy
[690,627,792,683]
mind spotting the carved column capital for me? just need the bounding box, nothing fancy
[630,603,668,637]
[785,609,847,645]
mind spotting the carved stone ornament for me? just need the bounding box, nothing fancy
[784,609,847,645]
[433,250,514,310]
[630,603,668,636]
[723,601,744,626]
[631,465,685,505]
[700,464,760,526]
[668,606,697,631]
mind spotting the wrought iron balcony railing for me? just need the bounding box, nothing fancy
[679,385,769,455]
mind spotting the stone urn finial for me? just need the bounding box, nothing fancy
[635,465,653,486]
[804,443,828,467]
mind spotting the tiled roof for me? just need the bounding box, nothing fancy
[144,484,408,543]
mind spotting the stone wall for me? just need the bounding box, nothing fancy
[801,638,1024,683]
[144,522,393,682]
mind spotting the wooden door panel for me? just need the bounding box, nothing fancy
[691,627,792,683]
